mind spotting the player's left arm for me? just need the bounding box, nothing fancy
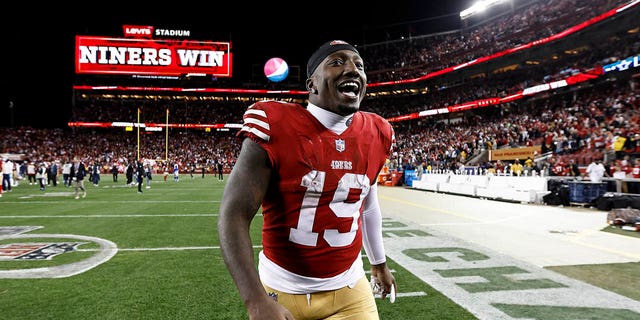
[362,183,397,300]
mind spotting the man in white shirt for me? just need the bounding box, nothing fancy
[586,159,607,183]
[2,158,14,192]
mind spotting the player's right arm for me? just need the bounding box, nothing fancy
[217,137,294,320]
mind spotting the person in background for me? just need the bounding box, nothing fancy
[567,158,581,178]
[18,161,27,183]
[62,159,72,187]
[551,157,566,176]
[173,162,180,182]
[69,157,87,199]
[111,163,119,182]
[91,161,101,187]
[2,158,14,192]
[510,159,524,176]
[494,159,506,175]
[126,161,134,186]
[0,158,3,197]
[218,40,396,320]
[27,161,37,185]
[629,158,640,194]
[163,162,170,182]
[49,160,59,187]
[217,160,224,181]
[136,160,145,193]
[36,162,47,191]
[586,159,608,183]
[145,162,152,189]
[523,156,534,174]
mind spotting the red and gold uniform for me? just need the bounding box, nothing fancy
[552,160,566,176]
[239,101,394,293]
[631,162,640,179]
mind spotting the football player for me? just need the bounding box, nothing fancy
[218,40,397,320]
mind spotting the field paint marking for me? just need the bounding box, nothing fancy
[378,195,485,222]
[379,194,536,225]
[381,193,640,260]
[0,233,117,279]
[0,214,217,218]
[76,246,429,300]
[568,229,640,259]
[374,292,426,299]
[377,194,640,319]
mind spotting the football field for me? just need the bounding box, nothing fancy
[1,174,639,319]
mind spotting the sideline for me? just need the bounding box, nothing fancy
[377,186,640,319]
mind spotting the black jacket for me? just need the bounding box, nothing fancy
[70,162,86,180]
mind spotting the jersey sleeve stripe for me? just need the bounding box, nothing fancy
[245,109,267,117]
[243,117,270,130]
[240,126,270,141]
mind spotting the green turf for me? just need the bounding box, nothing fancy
[541,225,640,302]
[603,225,640,239]
[546,262,640,301]
[0,175,477,320]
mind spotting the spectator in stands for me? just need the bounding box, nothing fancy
[511,159,524,176]
[629,158,640,194]
[612,156,632,193]
[485,162,497,175]
[603,159,613,179]
[218,40,396,320]
[627,133,640,155]
[613,130,627,160]
[551,157,566,176]
[567,159,581,178]
[524,157,534,173]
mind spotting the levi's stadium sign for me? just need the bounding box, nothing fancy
[75,36,232,77]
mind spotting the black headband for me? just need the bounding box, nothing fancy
[306,40,359,78]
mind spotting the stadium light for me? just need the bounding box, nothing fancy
[460,0,505,20]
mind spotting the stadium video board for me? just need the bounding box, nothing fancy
[75,36,232,77]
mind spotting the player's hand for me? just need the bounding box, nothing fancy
[370,263,397,303]
[248,298,296,320]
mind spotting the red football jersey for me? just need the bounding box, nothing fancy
[632,165,640,178]
[239,101,394,278]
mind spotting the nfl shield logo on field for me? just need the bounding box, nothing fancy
[335,139,345,152]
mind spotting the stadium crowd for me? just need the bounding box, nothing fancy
[361,0,629,82]
[2,0,639,194]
